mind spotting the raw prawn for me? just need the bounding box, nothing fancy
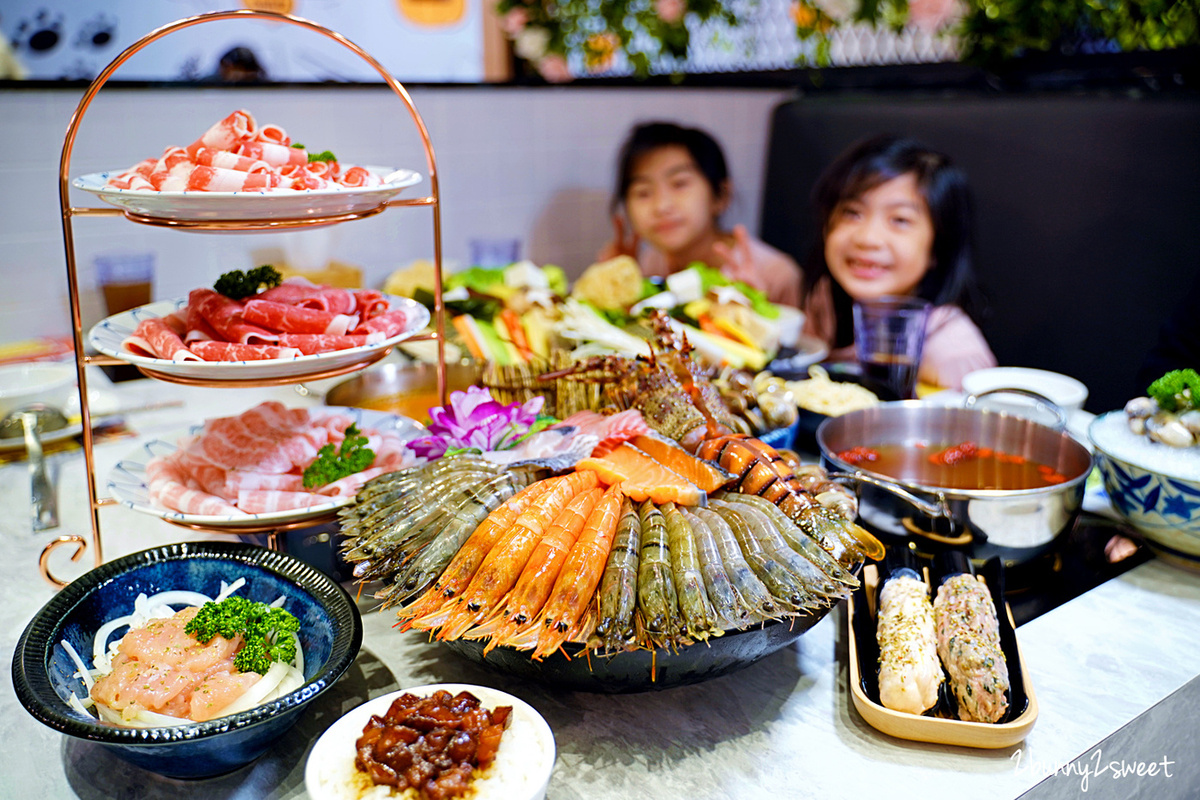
[592,496,641,652]
[662,502,724,641]
[396,479,555,625]
[474,486,603,654]
[710,500,818,611]
[679,508,760,629]
[636,499,683,643]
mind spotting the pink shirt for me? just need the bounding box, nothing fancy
[800,276,996,390]
[637,237,803,308]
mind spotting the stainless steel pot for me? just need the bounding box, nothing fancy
[816,401,1093,562]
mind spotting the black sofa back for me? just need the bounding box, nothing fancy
[761,91,1200,413]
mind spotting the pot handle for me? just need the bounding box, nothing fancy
[827,469,953,521]
[963,387,1068,430]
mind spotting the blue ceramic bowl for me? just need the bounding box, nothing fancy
[1089,412,1200,569]
[11,541,362,779]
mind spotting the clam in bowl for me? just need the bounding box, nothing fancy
[305,683,556,800]
[1088,411,1200,569]
[11,541,363,779]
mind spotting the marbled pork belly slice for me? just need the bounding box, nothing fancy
[189,288,278,345]
[167,449,234,498]
[195,402,324,473]
[186,165,280,192]
[123,318,202,361]
[255,277,357,314]
[312,466,392,497]
[275,333,381,355]
[876,574,943,716]
[933,574,1010,723]
[189,341,302,362]
[236,489,327,514]
[150,478,245,516]
[337,165,382,188]
[191,146,271,173]
[350,308,408,338]
[222,470,307,495]
[235,138,307,169]
[253,123,290,146]
[107,171,154,191]
[242,299,358,336]
[185,109,257,158]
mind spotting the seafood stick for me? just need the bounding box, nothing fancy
[934,574,1010,723]
[876,573,943,715]
[592,497,642,652]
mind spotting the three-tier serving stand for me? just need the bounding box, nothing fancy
[42,9,448,587]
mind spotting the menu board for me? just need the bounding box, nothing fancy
[1,0,486,82]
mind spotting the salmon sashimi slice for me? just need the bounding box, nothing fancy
[630,434,734,492]
[576,443,706,507]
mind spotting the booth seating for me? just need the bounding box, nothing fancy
[760,91,1200,413]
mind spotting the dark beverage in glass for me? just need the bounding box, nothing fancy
[853,296,931,400]
[861,353,920,399]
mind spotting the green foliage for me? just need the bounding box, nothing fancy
[495,0,742,79]
[1147,369,1200,412]
[185,596,301,675]
[213,265,283,300]
[302,424,375,488]
[308,150,338,163]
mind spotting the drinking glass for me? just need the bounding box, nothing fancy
[95,253,154,315]
[852,296,931,399]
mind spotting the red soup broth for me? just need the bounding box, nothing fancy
[835,441,1069,490]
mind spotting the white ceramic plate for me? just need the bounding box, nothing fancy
[89,296,430,382]
[0,388,121,452]
[72,167,422,222]
[768,333,830,375]
[305,683,555,800]
[106,406,424,529]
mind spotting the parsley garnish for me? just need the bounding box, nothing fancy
[184,596,300,674]
[213,264,283,300]
[303,424,375,488]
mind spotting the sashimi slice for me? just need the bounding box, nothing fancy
[575,443,706,507]
[590,409,652,457]
[631,434,734,492]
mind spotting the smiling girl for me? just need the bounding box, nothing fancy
[601,122,802,307]
[802,135,996,390]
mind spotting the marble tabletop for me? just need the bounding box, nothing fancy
[4,372,1200,799]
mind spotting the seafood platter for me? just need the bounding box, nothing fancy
[847,552,1038,748]
[337,312,885,691]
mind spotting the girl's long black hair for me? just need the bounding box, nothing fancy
[805,134,986,346]
[611,121,729,213]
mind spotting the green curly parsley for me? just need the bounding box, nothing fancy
[302,423,375,488]
[213,264,283,300]
[307,150,338,163]
[184,596,300,675]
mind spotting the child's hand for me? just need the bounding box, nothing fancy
[713,224,766,292]
[597,213,641,262]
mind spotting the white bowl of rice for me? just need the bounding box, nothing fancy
[1089,411,1200,569]
[305,683,555,800]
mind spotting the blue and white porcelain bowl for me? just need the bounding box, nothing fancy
[11,541,362,778]
[1089,412,1200,569]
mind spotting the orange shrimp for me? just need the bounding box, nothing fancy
[421,470,599,640]
[529,483,624,660]
[476,486,603,655]
[396,479,556,627]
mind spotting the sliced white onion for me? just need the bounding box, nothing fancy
[67,692,93,716]
[217,659,289,717]
[291,632,304,676]
[93,613,136,671]
[270,595,286,608]
[139,590,215,610]
[94,701,190,728]
[215,578,245,603]
[60,638,94,692]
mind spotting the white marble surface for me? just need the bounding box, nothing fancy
[4,376,1200,799]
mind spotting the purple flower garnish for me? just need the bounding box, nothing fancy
[407,386,544,459]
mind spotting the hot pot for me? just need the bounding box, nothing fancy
[816,401,1093,564]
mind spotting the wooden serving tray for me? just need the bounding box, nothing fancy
[847,561,1038,749]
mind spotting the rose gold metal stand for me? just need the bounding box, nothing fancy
[44,9,447,587]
